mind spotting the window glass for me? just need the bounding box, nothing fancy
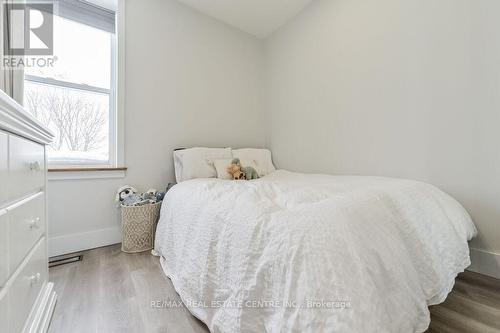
[24,13,115,166]
[25,15,111,88]
[25,81,110,164]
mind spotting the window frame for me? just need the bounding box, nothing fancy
[24,8,119,169]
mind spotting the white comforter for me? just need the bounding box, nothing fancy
[154,170,476,333]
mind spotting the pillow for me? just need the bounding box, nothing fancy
[232,148,276,176]
[213,158,259,180]
[173,147,232,183]
[212,159,233,180]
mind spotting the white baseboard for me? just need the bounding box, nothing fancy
[49,226,121,257]
[468,248,500,279]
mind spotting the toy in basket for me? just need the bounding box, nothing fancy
[115,186,166,253]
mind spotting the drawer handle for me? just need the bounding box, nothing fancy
[29,161,41,171]
[29,272,41,285]
[29,217,41,229]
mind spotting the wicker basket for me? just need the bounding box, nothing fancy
[120,201,162,253]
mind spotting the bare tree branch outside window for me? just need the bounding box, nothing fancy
[24,84,107,153]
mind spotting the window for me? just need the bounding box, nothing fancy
[24,1,117,167]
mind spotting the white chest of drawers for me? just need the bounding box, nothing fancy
[0,89,56,333]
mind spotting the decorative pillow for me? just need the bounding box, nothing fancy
[232,148,276,176]
[213,158,259,180]
[173,147,232,183]
[213,159,233,180]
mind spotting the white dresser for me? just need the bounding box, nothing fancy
[0,90,56,332]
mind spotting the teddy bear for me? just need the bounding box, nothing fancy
[227,158,259,180]
[227,158,246,180]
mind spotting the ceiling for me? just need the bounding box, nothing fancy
[175,0,313,38]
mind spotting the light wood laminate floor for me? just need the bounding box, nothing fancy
[48,245,500,333]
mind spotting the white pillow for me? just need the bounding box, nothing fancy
[232,148,276,176]
[212,159,233,180]
[213,158,259,180]
[173,147,232,182]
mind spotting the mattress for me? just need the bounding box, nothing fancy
[154,170,477,333]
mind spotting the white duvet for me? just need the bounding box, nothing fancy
[154,170,476,333]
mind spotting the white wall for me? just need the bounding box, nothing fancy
[49,0,500,278]
[48,0,265,256]
[265,0,500,276]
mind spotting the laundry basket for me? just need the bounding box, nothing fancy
[120,201,162,253]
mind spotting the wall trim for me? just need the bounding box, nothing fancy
[468,248,500,280]
[116,0,126,167]
[48,169,126,181]
[49,226,121,257]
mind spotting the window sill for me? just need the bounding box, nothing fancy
[48,167,127,181]
[48,167,127,172]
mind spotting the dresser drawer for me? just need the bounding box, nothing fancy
[9,193,45,273]
[0,211,7,287]
[0,131,7,204]
[9,238,47,333]
[9,135,45,199]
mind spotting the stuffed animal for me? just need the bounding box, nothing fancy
[227,158,246,180]
[242,164,259,180]
[122,194,146,206]
[116,185,138,202]
[146,188,157,197]
[142,188,158,203]
[115,186,167,206]
[227,158,260,180]
[156,191,166,201]
[116,185,149,206]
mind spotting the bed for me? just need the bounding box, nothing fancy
[154,169,476,333]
